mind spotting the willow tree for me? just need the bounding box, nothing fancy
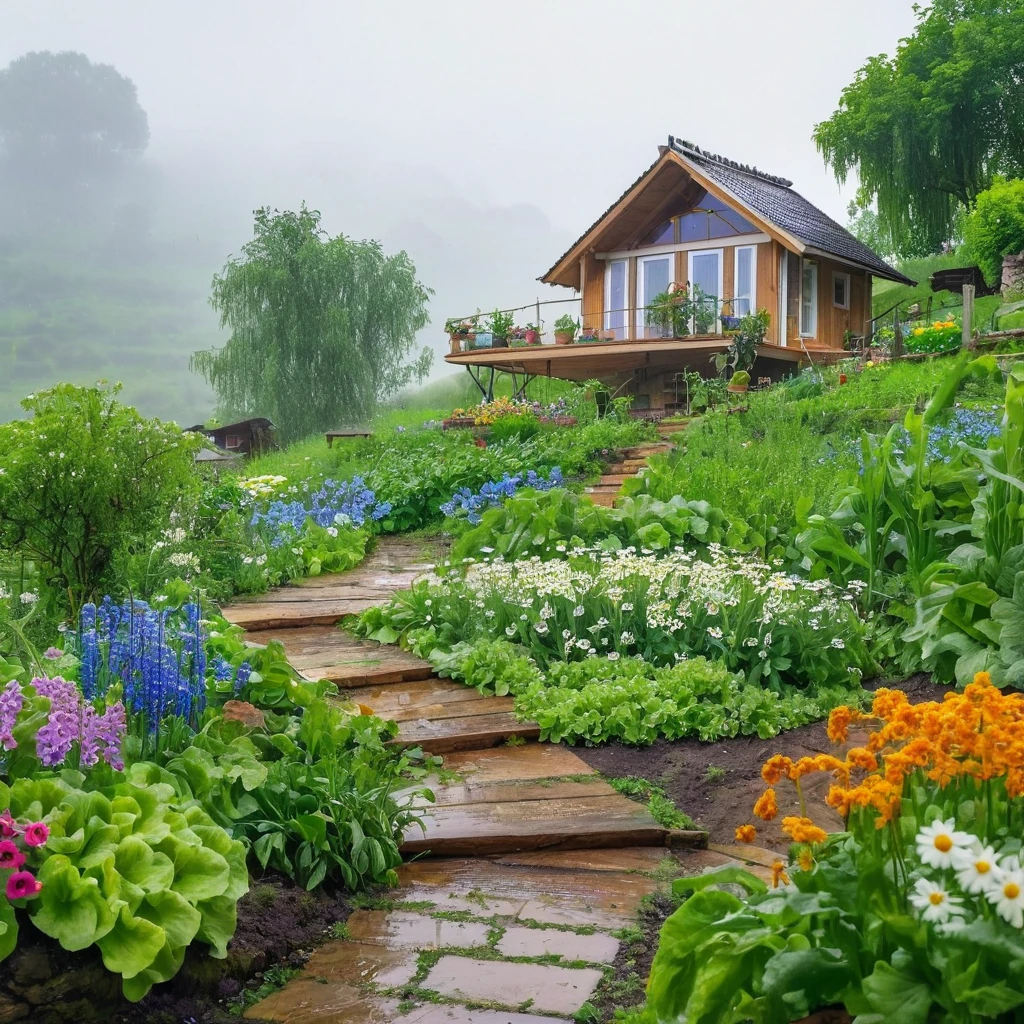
[192,206,432,441]
[814,0,1024,254]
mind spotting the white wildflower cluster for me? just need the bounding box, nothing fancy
[238,474,288,499]
[911,819,1024,929]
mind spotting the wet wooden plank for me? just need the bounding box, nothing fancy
[245,626,434,687]
[393,713,539,754]
[395,856,659,922]
[440,744,598,783]
[401,794,666,856]
[488,846,675,874]
[405,779,616,809]
[370,695,515,724]
[344,679,489,713]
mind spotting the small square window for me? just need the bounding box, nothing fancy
[225,434,241,449]
[833,272,850,310]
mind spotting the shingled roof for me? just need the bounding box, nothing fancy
[541,137,914,287]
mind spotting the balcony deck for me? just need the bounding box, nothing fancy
[444,335,845,382]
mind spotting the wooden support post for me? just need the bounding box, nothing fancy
[963,284,975,349]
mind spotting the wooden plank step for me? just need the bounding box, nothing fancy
[402,778,617,809]
[393,712,539,754]
[598,474,636,486]
[343,678,495,716]
[368,692,515,724]
[441,743,599,783]
[245,625,433,687]
[587,493,618,508]
[401,794,666,856]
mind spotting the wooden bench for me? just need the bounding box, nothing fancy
[325,428,372,447]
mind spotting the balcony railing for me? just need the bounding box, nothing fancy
[446,294,751,352]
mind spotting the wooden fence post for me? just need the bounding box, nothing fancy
[962,284,975,349]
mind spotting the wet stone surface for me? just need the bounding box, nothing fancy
[496,925,620,964]
[422,955,604,1015]
[346,909,491,950]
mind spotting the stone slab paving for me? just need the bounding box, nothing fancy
[423,957,604,1016]
[496,926,620,963]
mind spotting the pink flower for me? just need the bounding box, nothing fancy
[0,811,17,838]
[5,870,41,900]
[0,840,24,870]
[22,823,48,848]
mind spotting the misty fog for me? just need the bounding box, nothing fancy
[0,0,919,425]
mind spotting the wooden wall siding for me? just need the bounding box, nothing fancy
[581,252,604,331]
[722,246,735,309]
[757,242,780,344]
[811,256,869,349]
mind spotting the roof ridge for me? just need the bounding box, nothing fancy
[669,135,793,189]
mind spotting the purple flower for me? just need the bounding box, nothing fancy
[32,677,79,767]
[43,647,63,660]
[0,680,23,751]
[97,703,126,771]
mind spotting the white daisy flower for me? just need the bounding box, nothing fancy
[987,858,1024,929]
[909,877,964,924]
[953,843,1000,895]
[707,626,723,639]
[505,626,516,637]
[916,819,974,870]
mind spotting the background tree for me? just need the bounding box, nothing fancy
[814,0,1024,253]
[192,206,432,442]
[963,177,1024,284]
[0,50,149,188]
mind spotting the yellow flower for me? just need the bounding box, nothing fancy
[753,788,779,821]
[735,824,757,843]
[913,327,925,336]
[770,860,790,888]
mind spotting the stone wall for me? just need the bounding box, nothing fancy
[1002,252,1024,297]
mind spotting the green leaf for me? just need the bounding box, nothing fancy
[96,903,166,979]
[31,854,116,950]
[162,838,231,903]
[114,835,175,895]
[0,899,18,961]
[136,890,201,950]
[860,960,932,1024]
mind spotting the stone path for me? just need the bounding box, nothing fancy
[225,452,782,1022]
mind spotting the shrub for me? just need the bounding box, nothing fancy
[964,176,1024,285]
[0,383,202,615]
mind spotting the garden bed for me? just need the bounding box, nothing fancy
[1,874,355,1024]
[576,674,949,849]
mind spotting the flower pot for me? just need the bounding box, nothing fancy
[491,334,508,349]
[554,331,575,345]
[448,332,465,354]
[461,333,477,351]
[839,373,848,385]
[599,329,617,341]
[525,329,540,345]
[552,415,578,427]
[726,383,749,394]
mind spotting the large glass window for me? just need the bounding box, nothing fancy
[734,246,756,316]
[678,190,757,242]
[801,261,818,337]
[605,259,627,339]
[688,250,723,334]
[638,255,673,335]
[640,219,674,246]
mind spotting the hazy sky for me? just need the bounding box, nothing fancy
[0,0,921,400]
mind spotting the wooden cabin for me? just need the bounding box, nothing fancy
[445,137,914,412]
[185,417,277,457]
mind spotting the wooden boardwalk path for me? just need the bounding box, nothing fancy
[226,447,777,1022]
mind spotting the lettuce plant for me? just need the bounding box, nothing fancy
[1,772,247,1001]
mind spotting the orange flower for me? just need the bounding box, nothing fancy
[797,846,815,872]
[770,859,790,888]
[846,747,878,772]
[871,688,909,721]
[735,824,757,843]
[761,755,794,786]
[753,788,779,821]
[827,705,854,744]
[781,816,829,845]
[974,670,992,687]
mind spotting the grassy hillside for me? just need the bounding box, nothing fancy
[873,253,1005,330]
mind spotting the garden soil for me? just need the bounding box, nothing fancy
[576,674,949,849]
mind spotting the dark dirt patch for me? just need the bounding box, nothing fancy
[591,891,677,1022]
[576,674,950,849]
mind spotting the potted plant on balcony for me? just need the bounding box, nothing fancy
[524,323,541,345]
[445,316,478,352]
[553,314,579,345]
[579,325,599,342]
[715,307,769,376]
[727,370,751,394]
[508,326,528,347]
[488,309,515,349]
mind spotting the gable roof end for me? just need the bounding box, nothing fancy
[668,137,914,285]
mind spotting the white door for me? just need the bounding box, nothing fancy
[688,249,723,334]
[637,254,673,336]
